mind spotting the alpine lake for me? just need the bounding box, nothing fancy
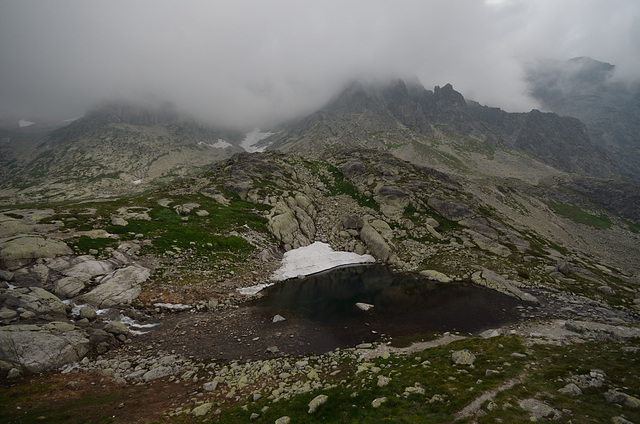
[250,264,526,351]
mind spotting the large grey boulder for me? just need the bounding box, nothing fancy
[54,276,86,298]
[76,265,150,308]
[0,235,73,270]
[62,259,117,279]
[54,258,120,298]
[472,269,538,303]
[267,200,314,250]
[360,222,392,262]
[2,286,67,316]
[0,322,90,373]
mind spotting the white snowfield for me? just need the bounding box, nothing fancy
[237,242,375,295]
[271,241,375,282]
[240,128,273,153]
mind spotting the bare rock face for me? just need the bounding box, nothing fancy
[0,235,73,270]
[2,286,67,316]
[267,198,316,251]
[0,322,90,373]
[76,265,150,308]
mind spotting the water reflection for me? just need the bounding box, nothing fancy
[254,265,522,339]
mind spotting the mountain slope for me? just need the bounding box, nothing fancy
[266,79,619,180]
[0,102,246,205]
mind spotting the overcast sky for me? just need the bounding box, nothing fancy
[1,0,638,128]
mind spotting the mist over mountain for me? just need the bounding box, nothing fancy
[526,57,640,180]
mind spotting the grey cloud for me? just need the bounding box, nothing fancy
[0,0,638,128]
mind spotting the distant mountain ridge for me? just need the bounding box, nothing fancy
[266,78,618,179]
[0,101,246,204]
[0,76,628,205]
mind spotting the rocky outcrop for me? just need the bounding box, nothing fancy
[0,235,73,270]
[472,269,538,303]
[77,265,149,308]
[1,286,67,316]
[427,198,474,221]
[360,222,392,262]
[267,195,316,251]
[0,322,90,373]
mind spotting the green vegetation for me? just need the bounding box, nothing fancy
[320,164,379,211]
[549,201,612,229]
[70,236,119,255]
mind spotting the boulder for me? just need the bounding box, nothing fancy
[267,201,312,250]
[419,269,452,283]
[519,398,560,419]
[0,235,73,270]
[62,259,117,280]
[76,265,149,308]
[308,394,328,414]
[360,222,392,262]
[452,349,476,366]
[605,389,640,408]
[558,383,583,396]
[0,322,90,373]
[356,302,374,311]
[54,276,86,298]
[2,286,67,315]
[191,402,213,417]
[342,215,364,230]
[471,269,538,303]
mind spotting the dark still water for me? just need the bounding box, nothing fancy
[253,265,523,349]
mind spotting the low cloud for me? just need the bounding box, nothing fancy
[1,0,638,128]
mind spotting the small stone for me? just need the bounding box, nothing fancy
[377,375,390,387]
[404,385,425,396]
[452,349,476,366]
[272,314,286,323]
[612,416,635,424]
[371,397,387,408]
[308,394,328,413]
[191,402,212,417]
[558,383,583,396]
[275,417,291,424]
[355,302,374,311]
[203,381,218,392]
[250,412,260,420]
[7,368,21,379]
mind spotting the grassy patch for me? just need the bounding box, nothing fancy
[69,236,119,256]
[549,201,612,229]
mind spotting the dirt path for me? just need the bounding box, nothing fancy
[453,374,525,421]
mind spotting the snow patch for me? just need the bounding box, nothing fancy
[118,314,160,335]
[241,128,273,153]
[199,139,232,149]
[270,241,375,282]
[237,282,274,296]
[18,119,35,127]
